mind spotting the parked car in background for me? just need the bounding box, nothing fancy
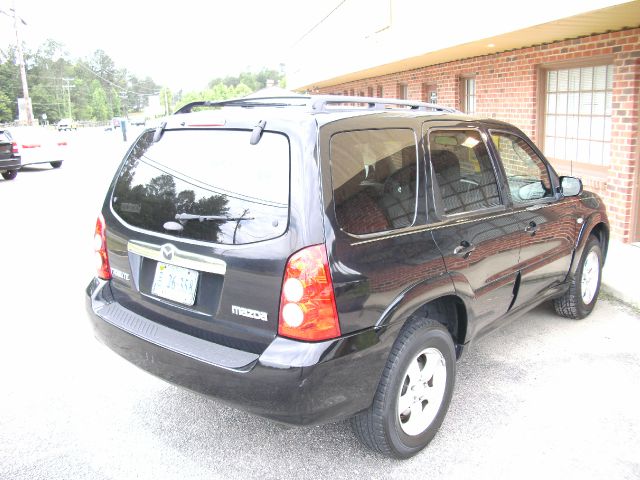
[4,126,67,169]
[86,94,609,459]
[129,116,146,126]
[0,130,21,180]
[57,118,77,131]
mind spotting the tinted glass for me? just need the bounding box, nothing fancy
[428,130,501,214]
[492,131,553,202]
[111,129,289,244]
[0,132,11,158]
[331,129,418,234]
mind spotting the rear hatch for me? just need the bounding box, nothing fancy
[0,132,15,161]
[105,126,293,354]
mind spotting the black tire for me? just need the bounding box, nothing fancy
[50,161,62,169]
[1,170,17,180]
[553,236,602,319]
[350,318,456,459]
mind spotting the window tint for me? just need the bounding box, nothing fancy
[428,130,501,214]
[331,129,418,235]
[492,131,553,202]
[111,129,289,245]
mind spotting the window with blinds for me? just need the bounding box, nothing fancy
[461,77,476,114]
[544,65,613,166]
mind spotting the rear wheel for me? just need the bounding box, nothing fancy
[1,170,17,180]
[350,318,456,458]
[50,161,62,168]
[553,236,602,319]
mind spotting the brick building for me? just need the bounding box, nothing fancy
[289,0,640,242]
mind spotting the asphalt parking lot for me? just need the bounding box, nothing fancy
[1,128,639,480]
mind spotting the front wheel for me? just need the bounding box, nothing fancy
[351,318,456,459]
[1,170,17,180]
[50,161,62,169]
[554,236,602,319]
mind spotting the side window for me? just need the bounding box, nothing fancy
[330,129,418,235]
[428,130,501,215]
[491,132,553,203]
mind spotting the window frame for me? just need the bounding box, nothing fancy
[398,83,408,100]
[424,125,505,220]
[460,76,476,114]
[488,128,559,207]
[328,127,421,239]
[537,57,614,175]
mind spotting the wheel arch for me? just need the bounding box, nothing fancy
[570,214,609,278]
[376,278,469,359]
[589,221,609,261]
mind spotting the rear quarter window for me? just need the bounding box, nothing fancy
[111,129,290,245]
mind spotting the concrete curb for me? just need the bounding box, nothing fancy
[601,240,640,310]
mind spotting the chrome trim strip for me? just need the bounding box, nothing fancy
[349,198,582,246]
[127,240,227,275]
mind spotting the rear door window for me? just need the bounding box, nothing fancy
[428,130,502,215]
[330,129,418,235]
[111,129,289,244]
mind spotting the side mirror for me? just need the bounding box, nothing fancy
[560,176,583,197]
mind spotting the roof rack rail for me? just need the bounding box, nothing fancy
[174,96,309,114]
[173,95,459,115]
[309,95,459,113]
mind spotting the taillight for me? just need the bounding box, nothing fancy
[57,142,67,146]
[94,214,111,280]
[278,245,340,342]
[11,142,18,154]
[21,143,41,149]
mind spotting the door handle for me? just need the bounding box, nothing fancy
[524,221,538,235]
[453,240,476,257]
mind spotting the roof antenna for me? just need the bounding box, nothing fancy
[250,120,266,145]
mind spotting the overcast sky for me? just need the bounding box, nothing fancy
[0,0,331,90]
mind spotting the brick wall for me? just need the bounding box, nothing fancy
[314,28,640,242]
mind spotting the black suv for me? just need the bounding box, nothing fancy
[86,95,609,458]
[0,130,21,180]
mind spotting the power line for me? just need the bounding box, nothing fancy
[292,0,347,47]
[75,61,158,96]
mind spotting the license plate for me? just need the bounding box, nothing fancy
[151,262,199,306]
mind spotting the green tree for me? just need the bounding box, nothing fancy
[207,68,285,91]
[0,39,190,122]
[0,91,13,122]
[0,46,20,121]
[159,86,174,115]
[89,80,110,120]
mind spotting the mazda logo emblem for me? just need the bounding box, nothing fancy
[161,244,176,261]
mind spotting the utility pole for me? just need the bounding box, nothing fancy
[164,89,170,116]
[10,0,33,125]
[61,78,75,119]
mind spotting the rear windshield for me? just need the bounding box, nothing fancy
[111,129,289,244]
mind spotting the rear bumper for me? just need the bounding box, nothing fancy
[0,157,21,171]
[85,278,388,426]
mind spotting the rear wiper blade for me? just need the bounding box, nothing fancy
[175,213,255,223]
